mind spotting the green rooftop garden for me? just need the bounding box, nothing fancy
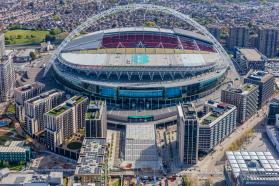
[72,96,86,104]
[85,110,99,120]
[86,112,93,119]
[201,114,218,125]
[48,105,68,116]
[243,84,254,92]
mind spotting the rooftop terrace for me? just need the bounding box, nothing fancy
[85,101,104,120]
[15,82,45,92]
[75,138,107,176]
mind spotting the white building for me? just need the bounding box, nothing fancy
[44,96,88,151]
[14,82,45,123]
[24,89,64,136]
[199,100,237,153]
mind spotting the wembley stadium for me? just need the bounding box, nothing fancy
[46,4,233,122]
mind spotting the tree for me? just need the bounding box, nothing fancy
[145,21,156,27]
[30,51,36,60]
[50,28,62,35]
[45,34,56,42]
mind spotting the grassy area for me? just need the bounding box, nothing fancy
[243,84,254,92]
[112,178,121,186]
[6,104,15,114]
[63,177,68,186]
[0,161,25,171]
[71,96,86,103]
[4,29,49,45]
[48,105,68,116]
[67,141,82,150]
[0,136,10,145]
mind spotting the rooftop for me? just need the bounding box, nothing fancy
[26,89,63,104]
[179,104,197,120]
[0,141,30,153]
[86,101,105,120]
[200,101,235,126]
[15,82,45,92]
[75,138,107,176]
[47,96,87,116]
[246,71,274,83]
[226,151,279,178]
[0,171,63,185]
[70,95,87,104]
[238,48,265,62]
[60,52,219,68]
[225,84,257,95]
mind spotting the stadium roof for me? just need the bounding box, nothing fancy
[60,53,220,67]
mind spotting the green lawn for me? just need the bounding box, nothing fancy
[6,104,15,113]
[0,161,25,171]
[0,136,10,145]
[4,29,49,45]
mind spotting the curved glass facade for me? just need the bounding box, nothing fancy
[53,67,227,110]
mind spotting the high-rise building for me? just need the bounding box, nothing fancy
[267,98,279,125]
[244,71,274,108]
[85,101,107,138]
[44,96,88,151]
[14,82,45,123]
[257,28,278,58]
[0,56,15,102]
[221,84,259,124]
[199,100,237,154]
[227,26,249,51]
[24,89,65,136]
[0,33,5,58]
[235,48,267,74]
[207,25,221,41]
[177,104,199,165]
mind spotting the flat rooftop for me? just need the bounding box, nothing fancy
[0,171,63,185]
[26,89,63,104]
[226,151,279,178]
[179,104,197,120]
[15,82,45,92]
[246,71,274,83]
[239,48,264,62]
[86,101,105,120]
[47,96,87,116]
[75,138,107,176]
[225,84,257,95]
[0,140,30,153]
[200,101,235,126]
